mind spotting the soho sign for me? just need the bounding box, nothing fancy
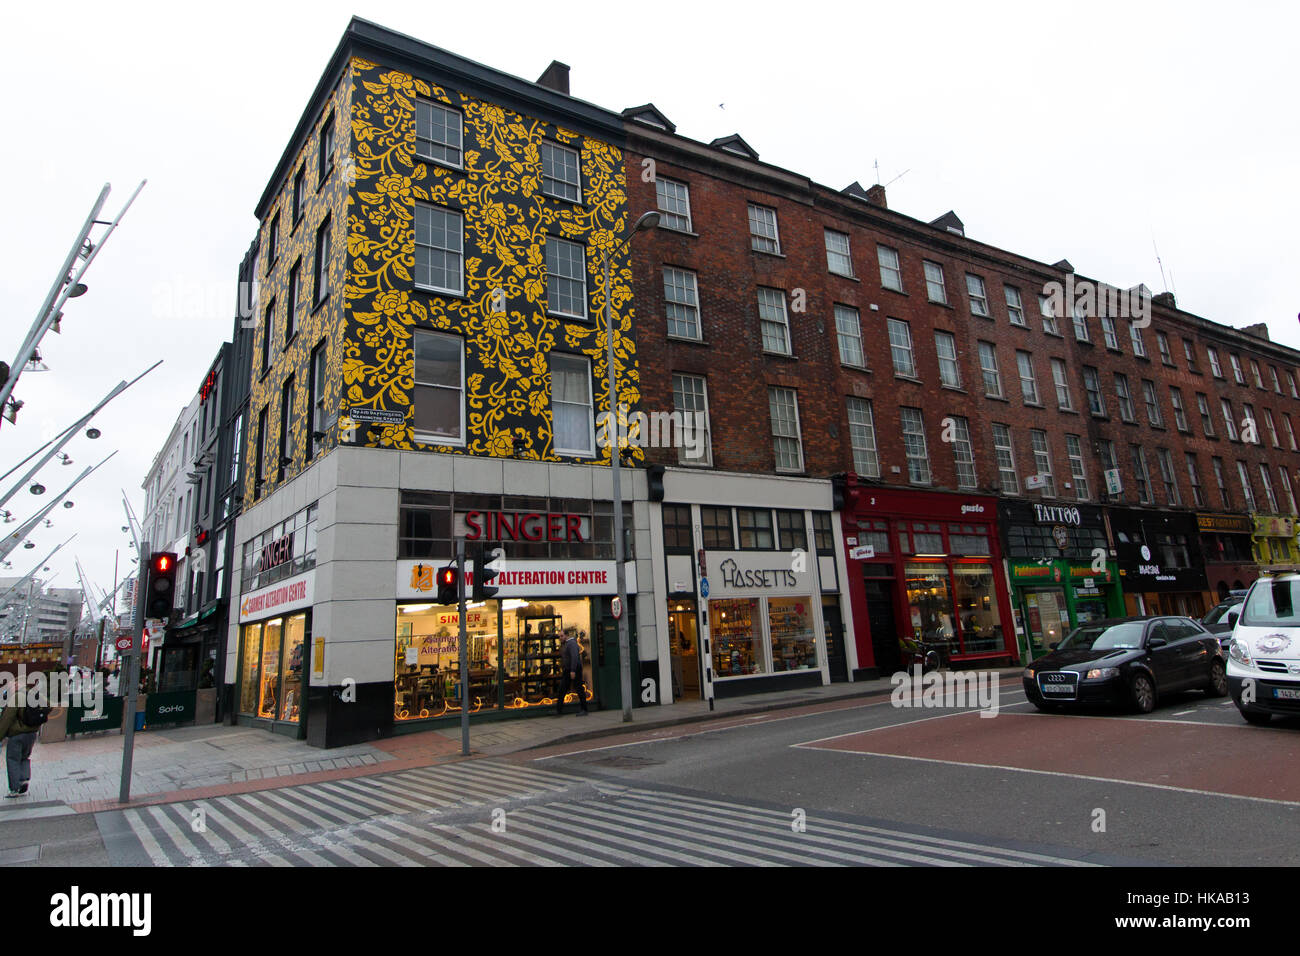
[1033,504,1082,526]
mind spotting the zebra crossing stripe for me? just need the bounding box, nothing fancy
[331,774,438,812]
[446,761,595,794]
[265,785,365,828]
[523,804,740,867]
[185,802,283,866]
[620,788,1093,867]
[528,800,839,867]
[122,808,177,867]
[397,767,509,806]
[584,794,946,867]
[142,805,213,866]
[472,815,622,867]
[343,823,425,867]
[425,821,565,867]
[313,780,405,817]
[365,817,493,867]
[214,797,334,867]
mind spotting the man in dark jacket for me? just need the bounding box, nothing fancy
[0,707,39,797]
[556,629,588,716]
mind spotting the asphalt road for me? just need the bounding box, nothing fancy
[522,680,1300,866]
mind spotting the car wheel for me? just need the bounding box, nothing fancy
[1205,659,1228,697]
[1240,710,1272,726]
[1130,673,1157,714]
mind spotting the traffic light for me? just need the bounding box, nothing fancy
[436,565,459,605]
[145,551,178,620]
[472,545,500,601]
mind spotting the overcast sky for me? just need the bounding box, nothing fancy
[1,0,1296,604]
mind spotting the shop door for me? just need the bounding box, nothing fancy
[667,602,701,700]
[822,600,849,682]
[593,601,639,710]
[863,580,901,675]
[1023,589,1069,657]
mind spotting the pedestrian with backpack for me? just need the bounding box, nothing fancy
[0,702,46,798]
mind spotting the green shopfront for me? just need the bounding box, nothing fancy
[999,501,1124,660]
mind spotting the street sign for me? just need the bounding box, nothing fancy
[849,544,875,560]
[1105,468,1123,496]
[611,596,623,620]
[700,576,710,598]
[115,635,133,652]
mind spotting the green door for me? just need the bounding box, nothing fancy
[593,598,640,710]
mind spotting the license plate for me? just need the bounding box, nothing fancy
[1042,683,1075,695]
[1273,688,1300,700]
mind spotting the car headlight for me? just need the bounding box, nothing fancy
[1023,668,1035,679]
[1085,667,1120,680]
[1228,639,1253,666]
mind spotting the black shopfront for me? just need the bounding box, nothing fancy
[1109,508,1209,618]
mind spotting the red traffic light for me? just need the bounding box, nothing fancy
[438,568,455,587]
[154,554,172,573]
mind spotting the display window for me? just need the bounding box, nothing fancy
[709,595,822,678]
[1023,589,1069,653]
[769,598,817,671]
[238,612,309,724]
[393,597,593,721]
[906,563,953,644]
[710,598,763,676]
[952,565,999,653]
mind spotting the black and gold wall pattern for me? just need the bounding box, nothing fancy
[341,58,643,464]
[245,72,352,505]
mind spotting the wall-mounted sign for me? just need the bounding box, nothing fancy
[257,532,294,574]
[398,559,636,598]
[1105,469,1123,496]
[706,552,812,597]
[344,406,406,425]
[1196,513,1253,534]
[849,544,875,560]
[459,511,590,543]
[1052,525,1070,549]
[1025,474,1047,490]
[239,570,315,623]
[1035,505,1082,526]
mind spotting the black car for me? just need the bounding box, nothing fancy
[1202,591,1249,654]
[1023,616,1226,714]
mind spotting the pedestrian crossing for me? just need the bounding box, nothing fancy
[108,759,1101,867]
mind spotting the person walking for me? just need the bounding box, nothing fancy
[555,628,589,716]
[0,705,41,798]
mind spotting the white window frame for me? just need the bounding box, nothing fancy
[992,423,1018,493]
[757,287,791,355]
[1280,467,1297,514]
[1039,294,1060,335]
[1170,387,1189,432]
[1017,351,1040,405]
[412,330,466,446]
[414,203,465,296]
[1031,430,1056,497]
[663,266,701,340]
[1222,398,1238,441]
[888,318,916,378]
[748,203,780,254]
[825,230,854,277]
[1265,408,1281,447]
[966,274,989,317]
[545,236,587,320]
[1208,347,1223,378]
[1130,322,1147,358]
[935,331,961,388]
[768,387,804,472]
[878,245,903,291]
[900,407,931,485]
[1286,414,1298,451]
[1158,448,1180,505]
[1142,379,1163,427]
[1187,453,1206,508]
[415,100,464,168]
[541,141,582,202]
[1073,303,1090,342]
[846,397,880,478]
[1132,445,1152,504]
[1259,464,1279,513]
[1156,331,1173,365]
[1115,374,1135,422]
[1083,366,1105,416]
[1237,460,1256,511]
[671,373,712,466]
[655,178,692,232]
[951,416,977,489]
[1066,434,1090,500]
[1198,394,1216,437]
[835,304,866,368]
[1101,315,1120,350]
[550,353,595,457]
[924,261,947,304]
[1230,353,1245,385]
[1051,358,1073,410]
[978,341,1002,398]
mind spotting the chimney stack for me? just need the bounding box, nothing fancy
[1241,322,1270,341]
[865,184,888,208]
[536,61,570,95]
[1152,291,1176,310]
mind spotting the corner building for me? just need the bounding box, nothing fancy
[226,20,649,746]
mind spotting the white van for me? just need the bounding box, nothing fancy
[1227,574,1300,725]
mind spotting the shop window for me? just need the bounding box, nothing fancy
[700,506,734,550]
[906,563,953,645]
[239,623,262,716]
[711,598,764,676]
[948,527,990,556]
[256,619,282,719]
[662,504,693,553]
[953,565,1000,652]
[737,508,775,550]
[769,598,817,671]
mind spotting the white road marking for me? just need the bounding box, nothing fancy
[795,747,1300,808]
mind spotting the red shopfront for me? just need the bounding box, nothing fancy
[839,483,1017,678]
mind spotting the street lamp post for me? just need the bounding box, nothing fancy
[602,210,659,722]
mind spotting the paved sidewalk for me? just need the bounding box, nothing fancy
[0,667,1021,816]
